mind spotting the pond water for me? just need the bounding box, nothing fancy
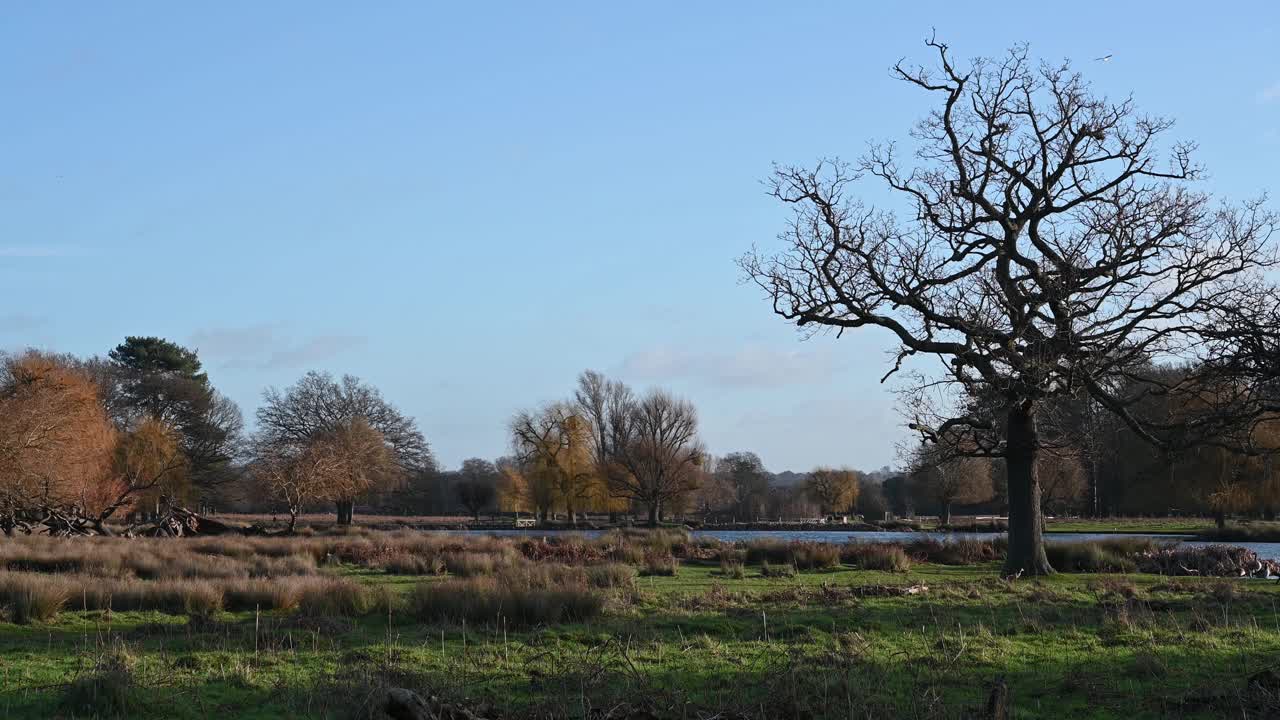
[455,528,1280,562]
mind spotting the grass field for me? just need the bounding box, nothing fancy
[1,530,1278,719]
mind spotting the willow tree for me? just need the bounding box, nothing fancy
[510,404,598,525]
[743,38,1279,575]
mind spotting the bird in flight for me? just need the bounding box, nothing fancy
[1094,54,1113,62]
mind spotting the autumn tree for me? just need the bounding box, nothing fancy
[0,352,115,534]
[806,466,862,517]
[454,457,498,520]
[101,417,189,526]
[255,372,430,524]
[743,38,1280,574]
[0,352,187,535]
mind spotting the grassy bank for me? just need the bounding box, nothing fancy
[1044,518,1213,534]
[1,530,1278,719]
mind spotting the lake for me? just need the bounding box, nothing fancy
[456,528,1280,561]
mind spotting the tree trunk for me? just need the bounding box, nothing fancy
[336,499,354,525]
[646,503,659,527]
[1214,510,1226,530]
[1003,403,1053,576]
[942,503,952,527]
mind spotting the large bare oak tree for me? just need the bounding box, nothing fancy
[742,38,1279,575]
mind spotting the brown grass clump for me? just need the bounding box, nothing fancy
[382,552,445,576]
[406,572,605,626]
[0,572,72,623]
[639,551,679,577]
[585,563,637,589]
[790,542,840,570]
[442,551,502,577]
[719,558,746,579]
[841,545,912,573]
[297,578,374,617]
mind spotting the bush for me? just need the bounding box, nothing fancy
[842,545,911,573]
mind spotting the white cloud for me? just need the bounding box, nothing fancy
[1258,82,1280,103]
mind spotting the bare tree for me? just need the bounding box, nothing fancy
[719,451,771,521]
[1036,448,1087,518]
[742,37,1279,574]
[912,449,992,526]
[605,389,703,526]
[255,372,429,523]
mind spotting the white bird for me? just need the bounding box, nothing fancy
[1095,54,1114,62]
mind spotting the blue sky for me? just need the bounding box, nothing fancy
[2,2,1277,472]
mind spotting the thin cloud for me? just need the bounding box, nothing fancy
[190,325,365,370]
[1259,82,1280,103]
[0,246,78,258]
[0,313,47,333]
[619,343,847,389]
[260,334,366,370]
[190,324,283,358]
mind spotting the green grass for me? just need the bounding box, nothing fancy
[1043,518,1213,534]
[4,559,1280,718]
